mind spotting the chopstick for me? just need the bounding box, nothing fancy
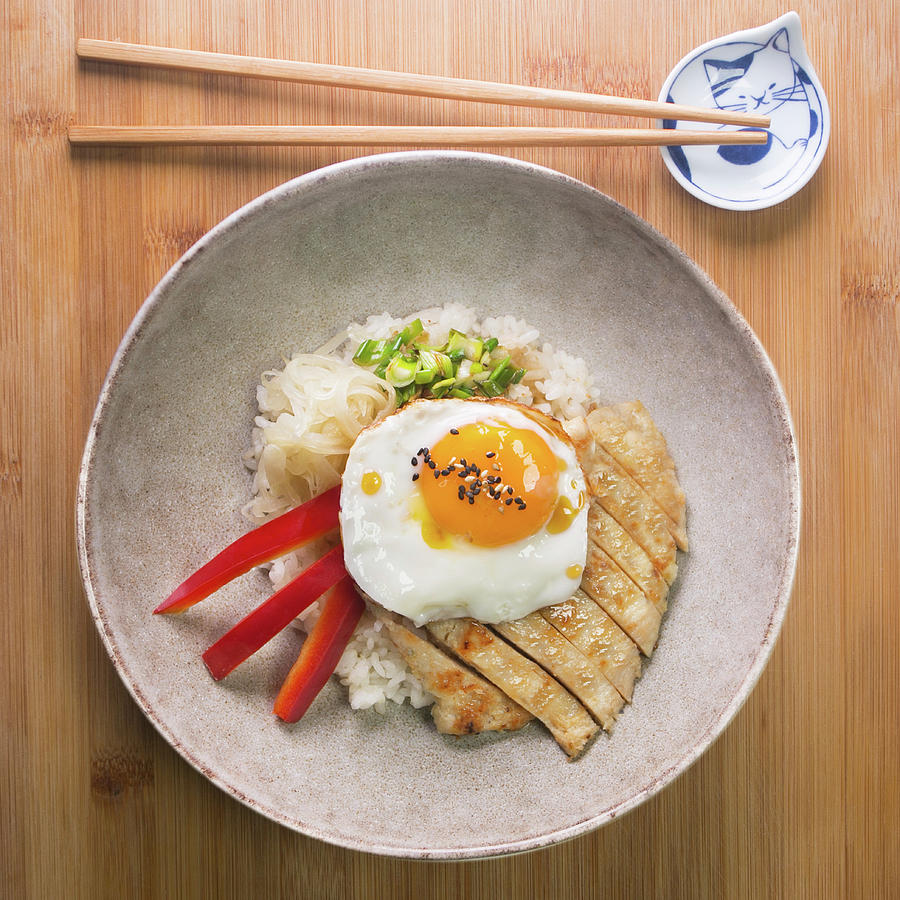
[76,38,771,129]
[67,125,769,147]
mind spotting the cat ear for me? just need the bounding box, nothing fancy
[703,59,725,85]
[767,28,791,54]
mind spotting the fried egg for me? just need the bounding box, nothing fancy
[339,398,588,626]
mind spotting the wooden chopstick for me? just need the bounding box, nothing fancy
[67,125,769,147]
[76,38,771,129]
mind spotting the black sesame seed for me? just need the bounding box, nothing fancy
[468,496,475,504]
[514,497,522,504]
[507,486,514,495]
[460,458,467,467]
[418,448,425,456]
[433,470,440,479]
[441,468,451,476]
[457,470,467,478]
[519,502,527,510]
[450,428,459,435]
[505,498,513,505]
[411,457,418,466]
[485,451,495,458]
[428,460,436,469]
[412,472,419,481]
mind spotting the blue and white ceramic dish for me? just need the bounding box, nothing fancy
[659,12,829,210]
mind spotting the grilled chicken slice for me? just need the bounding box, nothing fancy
[426,618,598,759]
[493,612,624,731]
[587,403,688,550]
[584,442,678,584]
[372,611,533,735]
[541,590,641,701]
[588,500,669,614]
[582,541,661,656]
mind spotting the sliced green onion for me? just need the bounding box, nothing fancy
[483,337,499,353]
[491,365,517,389]
[445,330,467,355]
[450,387,473,399]
[385,355,418,387]
[400,318,424,344]
[511,367,526,384]
[487,355,511,382]
[415,366,438,385]
[380,334,404,362]
[436,352,454,377]
[352,339,386,365]
[478,380,503,397]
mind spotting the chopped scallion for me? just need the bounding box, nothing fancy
[350,321,526,406]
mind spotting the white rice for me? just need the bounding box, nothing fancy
[244,304,597,712]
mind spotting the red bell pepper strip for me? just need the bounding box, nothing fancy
[202,544,347,680]
[273,575,365,723]
[154,485,341,614]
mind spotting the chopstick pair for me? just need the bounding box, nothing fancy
[69,39,770,148]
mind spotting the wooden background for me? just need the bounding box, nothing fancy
[3,0,898,896]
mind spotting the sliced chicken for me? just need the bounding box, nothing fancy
[541,590,641,701]
[588,500,669,614]
[582,541,661,656]
[493,611,624,731]
[587,402,688,550]
[372,611,533,735]
[584,442,678,584]
[426,618,598,759]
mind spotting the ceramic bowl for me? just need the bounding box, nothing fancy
[77,152,800,857]
[658,12,830,210]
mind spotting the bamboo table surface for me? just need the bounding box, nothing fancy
[3,0,897,897]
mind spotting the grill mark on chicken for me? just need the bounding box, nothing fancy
[493,611,624,731]
[426,618,598,758]
[581,541,661,656]
[541,590,642,702]
[584,443,678,584]
[587,402,688,549]
[372,611,533,735]
[588,500,669,614]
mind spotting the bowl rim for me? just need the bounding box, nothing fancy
[75,150,801,858]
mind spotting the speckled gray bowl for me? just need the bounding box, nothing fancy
[76,151,799,859]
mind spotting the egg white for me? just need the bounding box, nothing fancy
[339,398,588,626]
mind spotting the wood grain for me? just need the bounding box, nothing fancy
[3,0,898,897]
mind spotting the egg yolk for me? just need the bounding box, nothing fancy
[418,421,559,547]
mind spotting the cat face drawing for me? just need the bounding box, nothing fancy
[659,14,829,209]
[704,29,799,117]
